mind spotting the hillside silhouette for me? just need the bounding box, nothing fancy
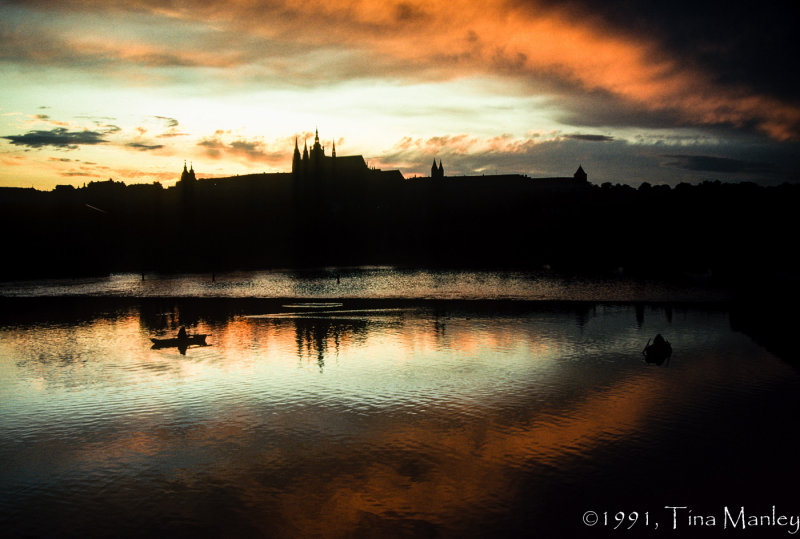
[1,132,798,285]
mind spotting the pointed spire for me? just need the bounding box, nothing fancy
[292,136,302,175]
[573,164,587,182]
[332,139,336,157]
[180,160,190,183]
[315,127,319,143]
[189,161,194,173]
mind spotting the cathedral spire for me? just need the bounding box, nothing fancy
[180,160,190,183]
[332,139,336,158]
[292,137,302,175]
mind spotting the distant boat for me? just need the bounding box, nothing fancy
[150,334,208,349]
[643,334,672,365]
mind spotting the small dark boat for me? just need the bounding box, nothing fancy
[150,334,208,349]
[643,334,672,365]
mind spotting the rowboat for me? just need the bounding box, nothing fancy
[643,334,672,365]
[150,334,208,349]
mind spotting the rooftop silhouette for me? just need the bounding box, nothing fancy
[0,128,797,283]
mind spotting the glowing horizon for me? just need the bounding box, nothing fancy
[1,0,797,189]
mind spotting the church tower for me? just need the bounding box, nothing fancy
[430,159,444,178]
[179,161,196,183]
[292,137,301,176]
[311,128,324,159]
[573,165,587,183]
[310,128,324,179]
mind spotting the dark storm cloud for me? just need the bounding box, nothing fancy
[4,0,798,140]
[378,134,799,186]
[524,0,800,105]
[563,134,614,142]
[663,154,775,174]
[3,127,108,149]
[378,135,650,182]
[553,90,690,130]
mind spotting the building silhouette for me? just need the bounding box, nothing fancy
[431,159,444,179]
[290,129,404,186]
[176,129,586,189]
[178,161,198,200]
[9,124,798,283]
[179,161,197,184]
[574,165,587,183]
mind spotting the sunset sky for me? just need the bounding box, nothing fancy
[1,0,798,189]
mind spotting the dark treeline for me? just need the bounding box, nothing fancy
[1,174,798,285]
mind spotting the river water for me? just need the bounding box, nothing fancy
[0,268,727,302]
[1,270,797,537]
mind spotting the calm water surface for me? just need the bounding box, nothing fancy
[0,268,727,301]
[0,272,796,537]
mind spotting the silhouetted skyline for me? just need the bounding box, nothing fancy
[0,1,798,189]
[1,138,798,282]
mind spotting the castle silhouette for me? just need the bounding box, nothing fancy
[4,126,795,282]
[177,128,588,187]
[290,128,404,185]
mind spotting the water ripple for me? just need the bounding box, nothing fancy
[1,301,797,537]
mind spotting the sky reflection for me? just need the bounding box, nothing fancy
[1,300,796,537]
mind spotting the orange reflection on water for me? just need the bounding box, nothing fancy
[6,301,791,537]
[264,371,669,537]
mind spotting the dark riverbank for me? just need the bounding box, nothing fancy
[2,178,798,282]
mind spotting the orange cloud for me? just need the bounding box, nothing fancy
[5,0,799,144]
[124,0,797,139]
